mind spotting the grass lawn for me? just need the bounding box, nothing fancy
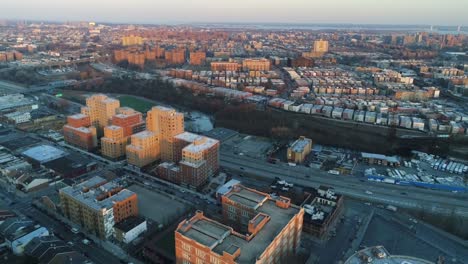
[155,229,176,256]
[118,95,155,113]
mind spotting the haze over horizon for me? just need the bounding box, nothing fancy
[1,0,467,26]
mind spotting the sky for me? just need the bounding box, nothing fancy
[1,0,467,25]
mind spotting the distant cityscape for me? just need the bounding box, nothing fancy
[0,15,466,264]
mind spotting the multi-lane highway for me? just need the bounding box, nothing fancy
[219,152,468,217]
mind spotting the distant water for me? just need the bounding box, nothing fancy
[193,22,467,34]
[184,111,213,133]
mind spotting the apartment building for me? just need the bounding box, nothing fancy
[189,51,206,65]
[146,106,184,162]
[165,49,186,65]
[63,114,98,151]
[126,130,160,168]
[211,62,241,71]
[242,58,271,71]
[156,132,219,189]
[112,107,145,137]
[122,35,143,46]
[287,136,313,163]
[175,185,304,264]
[101,125,127,159]
[59,176,138,239]
[180,135,219,189]
[83,94,120,134]
[313,39,329,53]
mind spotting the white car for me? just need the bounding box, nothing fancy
[82,239,91,245]
[71,228,79,234]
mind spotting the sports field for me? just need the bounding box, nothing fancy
[118,95,155,112]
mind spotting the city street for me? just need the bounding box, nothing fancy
[219,151,468,217]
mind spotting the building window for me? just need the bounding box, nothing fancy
[210,255,220,264]
[196,249,205,258]
[183,252,191,261]
[182,242,191,252]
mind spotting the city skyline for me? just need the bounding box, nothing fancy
[1,0,467,26]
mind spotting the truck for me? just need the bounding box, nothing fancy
[383,178,395,184]
[386,205,397,212]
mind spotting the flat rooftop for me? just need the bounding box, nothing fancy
[179,198,301,263]
[225,186,268,209]
[60,176,135,211]
[22,145,68,163]
[174,132,200,143]
[68,113,87,119]
[290,137,312,153]
[132,130,156,139]
[182,136,219,154]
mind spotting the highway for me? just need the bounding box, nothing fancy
[219,152,468,217]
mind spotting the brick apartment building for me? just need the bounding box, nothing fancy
[59,176,138,239]
[175,185,304,264]
[63,114,98,151]
[242,58,271,71]
[126,130,160,168]
[189,51,206,65]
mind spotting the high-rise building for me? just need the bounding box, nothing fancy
[112,107,145,137]
[126,130,160,168]
[101,125,127,159]
[83,94,120,134]
[165,49,186,65]
[59,176,138,239]
[302,39,329,58]
[175,185,304,264]
[146,106,184,162]
[63,114,97,151]
[122,35,143,46]
[179,135,219,189]
[189,51,206,65]
[313,39,329,53]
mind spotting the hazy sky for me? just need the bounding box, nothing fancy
[1,0,467,25]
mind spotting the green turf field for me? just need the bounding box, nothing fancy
[118,95,155,113]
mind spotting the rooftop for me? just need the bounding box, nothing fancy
[361,152,400,163]
[68,113,88,119]
[132,130,156,139]
[179,196,301,263]
[182,136,219,154]
[59,176,135,212]
[114,216,146,232]
[290,137,312,153]
[225,186,268,209]
[22,145,68,163]
[174,131,201,143]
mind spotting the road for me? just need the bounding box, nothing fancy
[219,152,468,217]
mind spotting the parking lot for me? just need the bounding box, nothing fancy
[222,134,274,158]
[127,184,189,226]
[361,213,464,264]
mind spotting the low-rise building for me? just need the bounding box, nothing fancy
[287,136,313,163]
[114,216,147,244]
[301,186,343,238]
[0,217,49,255]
